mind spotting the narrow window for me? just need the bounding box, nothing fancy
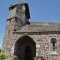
[51,38,57,51]
[15,17,17,22]
[8,30,10,34]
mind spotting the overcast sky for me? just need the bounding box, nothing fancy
[0,0,60,48]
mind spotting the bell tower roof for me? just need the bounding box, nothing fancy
[9,2,28,9]
[8,2,30,20]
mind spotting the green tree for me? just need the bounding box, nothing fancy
[0,52,6,60]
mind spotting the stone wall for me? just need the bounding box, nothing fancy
[3,31,60,60]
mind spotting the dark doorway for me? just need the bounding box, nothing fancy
[14,36,36,60]
[24,46,32,60]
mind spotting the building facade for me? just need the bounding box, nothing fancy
[2,2,60,60]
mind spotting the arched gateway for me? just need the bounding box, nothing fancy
[14,36,36,60]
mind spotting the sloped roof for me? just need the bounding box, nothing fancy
[9,2,28,9]
[15,22,60,32]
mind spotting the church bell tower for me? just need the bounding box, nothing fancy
[7,2,30,31]
[2,2,30,58]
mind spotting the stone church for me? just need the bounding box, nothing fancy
[2,2,60,60]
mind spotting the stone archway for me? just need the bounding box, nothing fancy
[14,36,36,60]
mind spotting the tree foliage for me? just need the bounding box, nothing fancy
[0,52,6,60]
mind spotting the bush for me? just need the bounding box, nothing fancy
[0,52,6,60]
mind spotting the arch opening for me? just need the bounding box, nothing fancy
[14,36,36,60]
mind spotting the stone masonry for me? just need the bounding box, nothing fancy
[2,2,60,60]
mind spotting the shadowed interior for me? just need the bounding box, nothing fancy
[14,36,36,60]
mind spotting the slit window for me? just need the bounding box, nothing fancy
[51,38,57,51]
